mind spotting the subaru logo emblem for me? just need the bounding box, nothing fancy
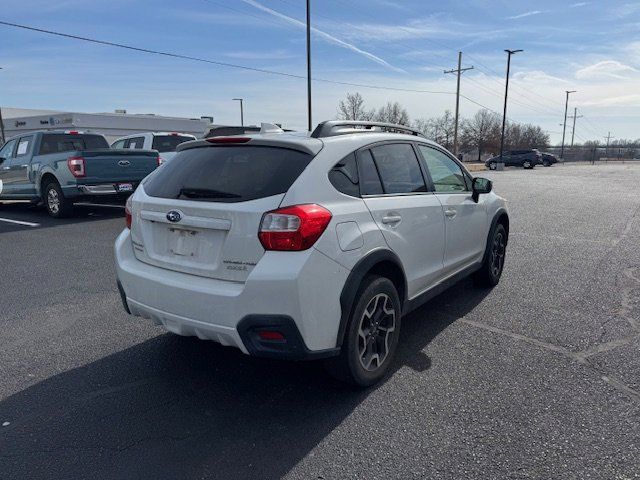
[166,210,182,222]
[118,160,130,166]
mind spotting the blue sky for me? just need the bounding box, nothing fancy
[1,0,639,143]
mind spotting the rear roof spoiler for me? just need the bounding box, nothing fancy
[311,120,426,139]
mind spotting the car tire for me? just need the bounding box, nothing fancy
[473,223,507,287]
[489,162,497,170]
[523,161,532,169]
[43,180,74,218]
[325,275,402,387]
[543,160,550,167]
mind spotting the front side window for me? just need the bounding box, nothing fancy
[329,153,359,197]
[370,143,426,194]
[418,145,467,193]
[16,136,33,157]
[0,139,17,159]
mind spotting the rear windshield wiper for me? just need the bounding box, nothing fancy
[178,188,241,199]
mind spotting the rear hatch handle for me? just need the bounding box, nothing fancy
[140,210,232,230]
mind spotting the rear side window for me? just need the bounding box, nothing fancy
[370,143,426,194]
[152,135,194,153]
[112,139,126,149]
[357,150,383,195]
[329,153,359,197]
[39,134,109,155]
[144,146,312,203]
[126,137,145,149]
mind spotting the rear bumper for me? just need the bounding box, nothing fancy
[62,183,137,198]
[114,229,348,357]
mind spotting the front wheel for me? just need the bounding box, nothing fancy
[43,181,74,218]
[523,160,532,169]
[473,223,507,287]
[325,276,401,387]
[489,162,497,170]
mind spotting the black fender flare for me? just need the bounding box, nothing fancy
[335,249,407,349]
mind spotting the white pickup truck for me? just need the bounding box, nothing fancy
[111,132,196,164]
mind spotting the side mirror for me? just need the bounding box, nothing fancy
[472,177,492,203]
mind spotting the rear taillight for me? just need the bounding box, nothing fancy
[156,155,162,166]
[125,196,132,229]
[259,204,332,251]
[67,156,86,178]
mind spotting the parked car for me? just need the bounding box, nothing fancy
[111,132,196,164]
[541,153,558,166]
[0,130,160,218]
[115,120,509,386]
[485,149,542,170]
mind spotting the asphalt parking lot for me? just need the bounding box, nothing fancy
[1,163,639,479]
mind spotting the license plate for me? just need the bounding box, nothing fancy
[116,183,133,192]
[169,227,198,257]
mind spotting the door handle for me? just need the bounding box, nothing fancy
[444,209,457,218]
[381,215,402,225]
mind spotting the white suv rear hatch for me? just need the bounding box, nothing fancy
[130,143,314,282]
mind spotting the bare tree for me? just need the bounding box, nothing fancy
[374,101,410,125]
[460,109,501,161]
[337,92,375,121]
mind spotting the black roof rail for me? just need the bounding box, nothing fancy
[311,120,425,139]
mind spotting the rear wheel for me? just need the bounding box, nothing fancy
[489,162,497,170]
[326,276,401,387]
[473,223,507,287]
[523,160,532,169]
[43,180,74,218]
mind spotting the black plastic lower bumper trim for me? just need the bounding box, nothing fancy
[237,315,340,361]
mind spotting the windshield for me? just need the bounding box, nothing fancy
[143,145,312,203]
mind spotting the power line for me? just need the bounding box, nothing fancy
[0,20,455,95]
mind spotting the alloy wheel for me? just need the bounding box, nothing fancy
[47,188,60,214]
[490,231,506,277]
[357,293,396,372]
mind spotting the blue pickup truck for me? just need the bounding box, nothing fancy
[0,130,160,217]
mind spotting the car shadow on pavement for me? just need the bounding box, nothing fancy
[0,202,124,232]
[0,279,489,480]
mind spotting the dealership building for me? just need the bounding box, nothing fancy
[1,108,214,143]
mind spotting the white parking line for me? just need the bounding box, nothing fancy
[0,217,40,227]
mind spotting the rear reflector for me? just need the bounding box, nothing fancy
[125,196,132,229]
[206,137,251,144]
[259,204,332,251]
[67,156,86,178]
[258,331,286,341]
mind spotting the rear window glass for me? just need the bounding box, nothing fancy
[151,135,193,152]
[143,146,312,203]
[39,134,109,155]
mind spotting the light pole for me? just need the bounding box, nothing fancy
[306,0,312,132]
[232,98,244,126]
[498,49,523,170]
[560,90,576,159]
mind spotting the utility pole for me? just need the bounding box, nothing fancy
[560,90,576,159]
[569,107,583,148]
[604,132,614,159]
[0,67,5,144]
[232,98,244,126]
[444,52,473,156]
[499,49,523,170]
[306,0,312,132]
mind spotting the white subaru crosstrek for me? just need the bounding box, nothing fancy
[115,121,509,386]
